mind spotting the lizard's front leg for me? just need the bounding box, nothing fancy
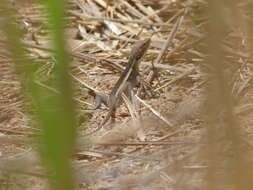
[93,92,109,109]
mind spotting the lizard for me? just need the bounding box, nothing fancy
[88,38,151,135]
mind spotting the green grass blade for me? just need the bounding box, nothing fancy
[1,1,77,189]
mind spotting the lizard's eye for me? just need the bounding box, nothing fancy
[135,53,144,61]
[136,48,148,60]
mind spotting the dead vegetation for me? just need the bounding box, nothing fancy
[1,0,253,189]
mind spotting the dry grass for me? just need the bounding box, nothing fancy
[1,0,253,189]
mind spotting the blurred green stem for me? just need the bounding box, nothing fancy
[1,1,76,190]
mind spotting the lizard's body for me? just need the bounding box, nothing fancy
[90,38,150,134]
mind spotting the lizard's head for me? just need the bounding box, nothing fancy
[131,38,151,61]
